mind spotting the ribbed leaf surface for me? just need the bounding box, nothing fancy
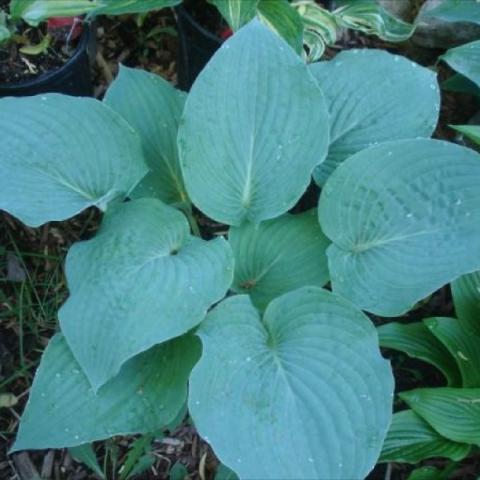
[378,322,461,386]
[401,387,480,446]
[189,287,394,479]
[179,20,329,225]
[424,317,480,388]
[451,270,480,336]
[380,410,471,463]
[319,139,480,316]
[310,49,439,184]
[60,198,233,390]
[105,65,188,204]
[229,210,329,310]
[0,94,147,227]
[12,334,199,451]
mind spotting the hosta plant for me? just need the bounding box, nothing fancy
[378,270,480,467]
[2,19,480,480]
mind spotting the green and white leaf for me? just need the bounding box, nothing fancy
[420,0,480,25]
[257,0,304,55]
[0,94,147,227]
[379,410,471,463]
[450,124,480,146]
[334,0,415,42]
[451,270,480,335]
[229,209,330,310]
[319,139,480,316]
[178,20,329,226]
[310,49,440,184]
[91,0,182,16]
[377,322,461,386]
[104,65,188,204]
[10,0,99,24]
[424,317,480,388]
[441,40,480,88]
[12,333,200,451]
[401,387,480,446]
[208,0,258,31]
[292,0,337,62]
[60,198,233,391]
[189,287,394,479]
[12,0,181,24]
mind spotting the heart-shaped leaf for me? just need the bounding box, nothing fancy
[0,94,147,227]
[380,410,471,463]
[441,40,480,87]
[60,198,234,391]
[378,322,461,387]
[310,49,440,184]
[401,388,480,446]
[229,209,329,310]
[104,65,188,204]
[178,19,329,225]
[319,139,480,316]
[451,270,480,336]
[424,317,480,388]
[12,333,200,452]
[189,287,394,479]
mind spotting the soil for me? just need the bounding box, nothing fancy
[1,3,480,480]
[0,0,82,84]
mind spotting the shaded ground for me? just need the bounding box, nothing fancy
[1,6,480,480]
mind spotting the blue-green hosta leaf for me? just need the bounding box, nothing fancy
[319,139,480,316]
[441,40,480,88]
[12,333,200,451]
[401,387,480,446]
[60,198,233,391]
[379,410,471,463]
[451,270,480,335]
[189,287,394,479]
[378,322,461,387]
[0,94,147,228]
[104,65,188,204]
[422,0,480,24]
[310,49,440,184]
[424,317,480,388]
[256,0,304,55]
[229,209,330,310]
[208,0,258,31]
[178,20,329,226]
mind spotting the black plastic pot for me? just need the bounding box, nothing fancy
[0,21,96,98]
[175,5,222,91]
